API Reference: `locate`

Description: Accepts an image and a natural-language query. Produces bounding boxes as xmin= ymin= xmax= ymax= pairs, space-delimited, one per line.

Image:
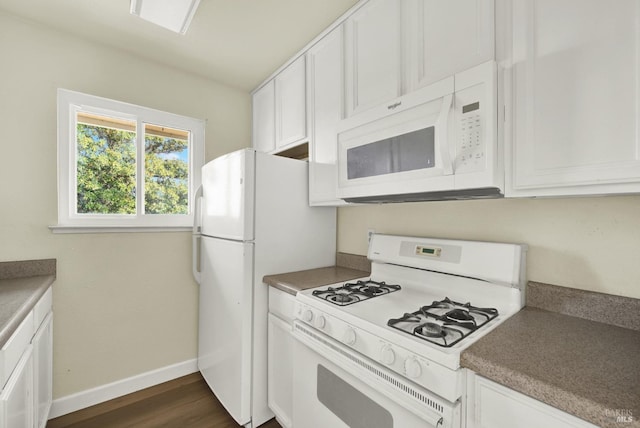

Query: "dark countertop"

xmin=0 ymin=259 xmax=56 ymax=348
xmin=263 ymin=252 xmax=371 ymax=295
xmin=461 ymin=306 xmax=640 ymax=428
xmin=263 ymin=266 xmax=370 ymax=295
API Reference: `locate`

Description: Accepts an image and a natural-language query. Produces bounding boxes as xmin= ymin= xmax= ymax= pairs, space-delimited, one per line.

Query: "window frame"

xmin=55 ymin=89 xmax=204 ymax=232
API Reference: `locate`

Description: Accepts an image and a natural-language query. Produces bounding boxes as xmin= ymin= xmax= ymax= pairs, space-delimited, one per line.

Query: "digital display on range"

xmin=462 ymin=102 xmax=480 ymax=114
xmin=415 ymin=246 xmax=442 ymax=257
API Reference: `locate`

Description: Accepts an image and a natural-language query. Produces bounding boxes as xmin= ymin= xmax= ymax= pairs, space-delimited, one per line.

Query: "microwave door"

xmin=337 ymin=92 xmax=455 ymax=200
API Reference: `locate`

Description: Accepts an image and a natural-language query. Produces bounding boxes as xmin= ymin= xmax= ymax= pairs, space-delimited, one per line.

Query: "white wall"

xmin=0 ymin=11 xmax=250 ymax=399
xmin=338 ymin=195 xmax=640 ymax=299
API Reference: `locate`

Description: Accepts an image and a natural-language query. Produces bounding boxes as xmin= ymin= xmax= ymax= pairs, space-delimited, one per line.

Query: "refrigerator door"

xmin=201 ymin=149 xmax=255 ymax=241
xmin=198 ymin=236 xmax=254 ymax=426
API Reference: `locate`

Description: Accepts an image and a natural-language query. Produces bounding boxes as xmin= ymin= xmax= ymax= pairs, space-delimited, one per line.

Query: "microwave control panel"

xmin=455 ymin=83 xmax=486 ymax=174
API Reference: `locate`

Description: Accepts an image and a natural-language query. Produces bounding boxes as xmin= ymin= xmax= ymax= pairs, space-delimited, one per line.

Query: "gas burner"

xmin=444 ymin=308 xmax=475 ymax=323
xmin=434 ymin=297 xmax=499 ymax=318
xmin=388 ymin=298 xmax=499 ymax=347
xmin=417 ymin=322 xmax=445 ymax=338
xmin=312 ymin=279 xmax=401 ymax=306
xmin=360 ymin=286 xmax=385 ymax=295
xmin=328 ymin=294 xmax=358 ymax=305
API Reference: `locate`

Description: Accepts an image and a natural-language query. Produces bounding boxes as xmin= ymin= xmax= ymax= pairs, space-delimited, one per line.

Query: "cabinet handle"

xmin=387 ymin=101 xmax=401 ymax=110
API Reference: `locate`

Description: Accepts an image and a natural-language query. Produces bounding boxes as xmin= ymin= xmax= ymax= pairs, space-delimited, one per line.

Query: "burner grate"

xmin=387 ymin=297 xmax=498 ymax=347
xmin=312 ymin=279 xmax=401 ymax=306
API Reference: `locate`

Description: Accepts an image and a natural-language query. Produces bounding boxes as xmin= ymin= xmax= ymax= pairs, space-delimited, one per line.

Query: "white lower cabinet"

xmin=32 ymin=313 xmax=52 ymax=428
xmin=267 ymin=287 xmax=296 ymax=428
xmin=0 ymin=346 xmax=33 ymax=428
xmin=0 ymin=287 xmax=52 ymax=428
xmin=466 ymin=371 xmax=598 ymax=428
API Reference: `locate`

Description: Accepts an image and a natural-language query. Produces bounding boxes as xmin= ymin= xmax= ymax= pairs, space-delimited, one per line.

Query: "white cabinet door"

xmin=308 ymin=27 xmax=348 ymax=206
xmin=267 ymin=313 xmax=293 ymax=428
xmin=405 ymin=0 xmax=494 ymax=92
xmin=0 ymin=346 xmax=33 ymax=428
xmin=508 ymin=0 xmax=640 ymax=196
xmin=467 ymin=372 xmax=598 ymax=428
xmin=275 ymin=56 xmax=307 ymax=149
xmin=253 ymin=80 xmax=276 ymax=153
xmin=32 ymin=313 xmax=52 ymax=428
xmin=344 ymin=0 xmax=402 ymax=117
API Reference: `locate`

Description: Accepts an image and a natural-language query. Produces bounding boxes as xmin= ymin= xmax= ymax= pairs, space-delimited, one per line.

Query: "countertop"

xmin=263 ymin=252 xmax=371 ymax=295
xmin=461 ymin=284 xmax=640 ymax=428
xmin=0 ymin=259 xmax=56 ymax=348
xmin=263 ymin=266 xmax=370 ymax=295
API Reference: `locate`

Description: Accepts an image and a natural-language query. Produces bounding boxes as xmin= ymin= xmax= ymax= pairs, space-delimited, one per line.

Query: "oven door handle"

xmin=293 ymin=321 xmax=456 ymax=427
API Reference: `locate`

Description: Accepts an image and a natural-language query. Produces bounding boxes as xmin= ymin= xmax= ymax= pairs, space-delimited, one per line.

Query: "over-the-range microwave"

xmin=337 ymin=60 xmax=502 ymax=203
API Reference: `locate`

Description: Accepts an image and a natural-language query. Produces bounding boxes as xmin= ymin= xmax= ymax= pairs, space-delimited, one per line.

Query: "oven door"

xmin=337 ymin=78 xmax=455 ymax=202
xmin=292 ymin=322 xmax=460 ymax=428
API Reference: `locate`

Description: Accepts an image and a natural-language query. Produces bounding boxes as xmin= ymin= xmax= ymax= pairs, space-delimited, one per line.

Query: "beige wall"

xmin=0 ymin=11 xmax=250 ymax=398
xmin=338 ymin=196 xmax=640 ymax=299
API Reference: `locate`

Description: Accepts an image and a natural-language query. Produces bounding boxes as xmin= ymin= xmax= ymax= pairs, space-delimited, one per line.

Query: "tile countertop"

xmin=262 ymin=253 xmax=371 ymax=295
xmin=0 ymin=259 xmax=56 ymax=348
xmin=461 ymin=282 xmax=640 ymax=428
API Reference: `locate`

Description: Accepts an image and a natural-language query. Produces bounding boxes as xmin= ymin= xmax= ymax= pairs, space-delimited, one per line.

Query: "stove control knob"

xmin=404 ymin=357 xmax=422 ymax=379
xmin=343 ymin=327 xmax=357 ymax=345
xmin=314 ymin=315 xmax=326 ymax=329
xmin=380 ymin=345 xmax=396 ymax=365
xmin=303 ymin=309 xmax=314 ymax=323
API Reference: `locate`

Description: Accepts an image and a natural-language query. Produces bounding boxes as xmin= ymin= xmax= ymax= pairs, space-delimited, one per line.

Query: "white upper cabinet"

xmin=252 ymin=57 xmax=307 ymax=154
xmin=344 ymin=0 xmax=495 ymax=118
xmin=308 ymin=27 xmax=347 ymax=206
xmin=344 ymin=0 xmax=402 ymax=117
xmin=508 ymin=0 xmax=640 ymax=196
xmin=404 ymin=0 xmax=494 ymax=92
xmin=252 ymin=80 xmax=275 ymax=153
xmin=275 ymin=55 xmax=307 ymax=150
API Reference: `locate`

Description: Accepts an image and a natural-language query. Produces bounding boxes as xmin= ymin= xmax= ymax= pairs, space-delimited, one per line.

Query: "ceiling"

xmin=0 ymin=0 xmax=359 ymax=91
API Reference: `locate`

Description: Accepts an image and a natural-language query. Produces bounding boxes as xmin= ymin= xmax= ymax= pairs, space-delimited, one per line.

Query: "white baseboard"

xmin=49 ymin=358 xmax=199 ymax=419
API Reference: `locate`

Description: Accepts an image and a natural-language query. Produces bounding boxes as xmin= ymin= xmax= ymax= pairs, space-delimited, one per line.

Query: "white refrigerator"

xmin=192 ymin=148 xmax=336 ymax=428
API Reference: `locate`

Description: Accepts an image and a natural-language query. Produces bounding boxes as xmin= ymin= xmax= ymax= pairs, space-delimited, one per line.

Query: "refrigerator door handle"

xmin=192 ymin=234 xmax=201 ymax=284
xmin=192 ymin=186 xmax=203 ymax=284
xmin=193 ymin=185 xmax=203 ymax=235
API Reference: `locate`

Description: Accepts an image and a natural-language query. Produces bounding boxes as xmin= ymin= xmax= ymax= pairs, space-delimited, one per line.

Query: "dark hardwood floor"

xmin=47 ymin=373 xmax=282 ymax=428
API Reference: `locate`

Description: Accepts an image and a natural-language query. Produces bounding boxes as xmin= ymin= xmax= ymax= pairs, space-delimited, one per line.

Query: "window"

xmin=55 ymin=89 xmax=204 ymax=231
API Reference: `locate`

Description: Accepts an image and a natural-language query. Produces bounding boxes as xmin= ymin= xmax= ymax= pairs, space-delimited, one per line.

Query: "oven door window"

xmin=317 ymin=364 xmax=393 ymax=428
xmin=346 ymin=127 xmax=435 ymax=180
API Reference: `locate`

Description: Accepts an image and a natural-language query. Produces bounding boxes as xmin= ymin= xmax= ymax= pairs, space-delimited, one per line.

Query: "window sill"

xmin=49 ymin=225 xmax=192 ymax=234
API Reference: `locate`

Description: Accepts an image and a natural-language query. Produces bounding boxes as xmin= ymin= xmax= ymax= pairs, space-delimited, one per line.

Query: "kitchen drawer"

xmin=0 ymin=312 xmax=34 ymax=389
xmin=268 ymin=287 xmax=296 ymax=324
xmin=33 ymin=288 xmax=52 ymax=331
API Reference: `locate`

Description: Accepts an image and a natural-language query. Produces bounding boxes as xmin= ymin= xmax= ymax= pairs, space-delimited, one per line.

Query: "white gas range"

xmin=292 ymin=234 xmax=527 ymax=428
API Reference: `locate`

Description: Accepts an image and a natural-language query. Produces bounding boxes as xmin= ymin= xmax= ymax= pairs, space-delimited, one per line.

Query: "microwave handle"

xmin=437 ymin=94 xmax=454 ymax=175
